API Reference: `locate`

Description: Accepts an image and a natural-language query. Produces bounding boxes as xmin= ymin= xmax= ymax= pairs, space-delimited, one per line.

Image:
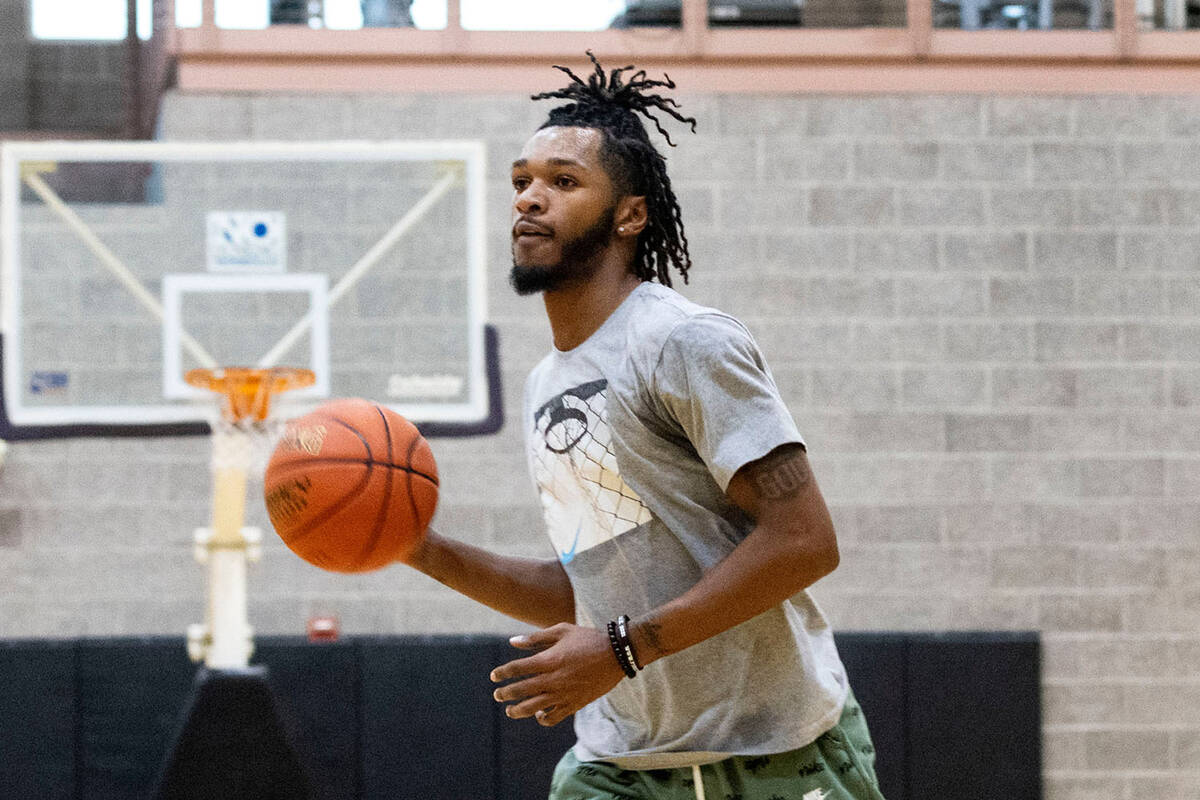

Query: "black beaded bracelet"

xmin=606 ymin=619 xmax=638 ymax=678
xmin=616 ymin=614 xmax=642 ymax=671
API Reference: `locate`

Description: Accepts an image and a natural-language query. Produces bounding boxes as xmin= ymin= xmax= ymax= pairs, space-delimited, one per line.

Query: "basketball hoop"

xmin=185 ymin=366 xmax=315 ymax=670
xmin=186 ymin=366 xmax=315 ymax=477
xmin=186 ymin=366 xmax=315 ymax=423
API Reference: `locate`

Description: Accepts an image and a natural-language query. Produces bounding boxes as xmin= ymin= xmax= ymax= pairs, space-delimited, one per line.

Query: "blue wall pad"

xmin=76 ymin=639 xmax=195 ymax=799
xmin=0 ymin=640 xmax=76 ymax=800
xmin=0 ymin=632 xmax=1041 ymax=799
xmin=490 ymin=639 xmax=578 ymax=800
xmin=254 ymin=639 xmax=360 ymax=799
xmin=359 ymin=636 xmax=500 ymax=799
xmin=837 ymin=632 xmax=909 ymax=799
xmin=906 ymin=632 xmax=1042 ymax=799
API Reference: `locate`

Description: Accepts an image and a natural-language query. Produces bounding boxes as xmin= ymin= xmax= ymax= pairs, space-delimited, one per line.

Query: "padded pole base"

xmin=151 ymin=666 xmax=311 ymax=800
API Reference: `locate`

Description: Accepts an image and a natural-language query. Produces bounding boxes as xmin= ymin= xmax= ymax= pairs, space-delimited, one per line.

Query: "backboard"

xmin=0 ymin=140 xmax=501 ymax=439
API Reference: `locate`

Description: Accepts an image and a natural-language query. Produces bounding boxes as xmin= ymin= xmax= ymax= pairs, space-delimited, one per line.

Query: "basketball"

xmin=263 ymin=398 xmax=438 ymax=573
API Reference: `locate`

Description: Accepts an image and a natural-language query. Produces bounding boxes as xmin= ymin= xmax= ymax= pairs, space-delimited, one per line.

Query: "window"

xmin=1144 ymin=0 xmax=1199 ymax=28
xmin=461 ymin=0 xmax=627 ymax=30
xmin=172 ymin=0 xmax=447 ymax=29
xmin=174 ymin=0 xmax=268 ymax=29
xmin=932 ymin=0 xmax=1113 ymax=30
xmin=29 ymin=0 xmax=153 ymax=40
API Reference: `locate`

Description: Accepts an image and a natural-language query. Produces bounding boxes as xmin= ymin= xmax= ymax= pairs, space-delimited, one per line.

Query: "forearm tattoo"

xmin=750 ymin=446 xmax=811 ymax=501
xmin=634 ymin=617 xmax=668 ymax=661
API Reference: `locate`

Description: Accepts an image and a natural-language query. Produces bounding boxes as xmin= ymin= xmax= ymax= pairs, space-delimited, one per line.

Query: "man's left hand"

xmin=490 ymin=623 xmax=624 ymax=727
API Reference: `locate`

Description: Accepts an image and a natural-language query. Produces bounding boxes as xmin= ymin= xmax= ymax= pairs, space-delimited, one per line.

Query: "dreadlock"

xmin=531 ymin=51 xmax=697 ymax=287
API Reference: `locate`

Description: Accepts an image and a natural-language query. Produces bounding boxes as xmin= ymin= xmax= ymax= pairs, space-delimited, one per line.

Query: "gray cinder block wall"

xmin=0 ymin=0 xmax=127 ymax=133
xmin=1 ymin=91 xmax=1199 ymax=798
xmin=0 ymin=1 xmax=30 ymax=129
xmin=26 ymin=41 xmax=126 ymax=132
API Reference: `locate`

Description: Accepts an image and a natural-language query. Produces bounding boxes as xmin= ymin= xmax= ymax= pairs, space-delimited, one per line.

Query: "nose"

xmin=514 ymin=181 xmax=544 ymax=215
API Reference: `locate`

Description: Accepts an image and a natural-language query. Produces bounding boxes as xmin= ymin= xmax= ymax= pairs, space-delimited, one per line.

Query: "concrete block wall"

xmin=0 ymin=0 xmax=126 ymax=133
xmin=1 ymin=90 xmax=1198 ymax=797
xmin=0 ymin=0 xmax=30 ymax=129
xmin=26 ymin=42 xmax=126 ymax=132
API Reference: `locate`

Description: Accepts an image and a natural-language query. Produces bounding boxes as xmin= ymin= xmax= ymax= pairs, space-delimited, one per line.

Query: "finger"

xmin=492 ymin=675 xmax=546 ymax=703
xmin=504 ymin=693 xmax=553 ymax=720
xmin=537 ymin=705 xmax=569 ymax=727
xmin=490 ymin=654 xmax=544 ymax=683
xmin=508 ymin=626 xmax=561 ymax=651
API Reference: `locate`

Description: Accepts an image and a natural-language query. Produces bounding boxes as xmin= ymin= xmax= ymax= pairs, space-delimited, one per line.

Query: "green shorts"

xmin=548 ymin=690 xmax=886 ymax=800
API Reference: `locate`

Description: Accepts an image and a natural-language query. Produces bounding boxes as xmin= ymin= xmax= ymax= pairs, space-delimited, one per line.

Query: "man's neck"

xmin=542 ymin=266 xmax=644 ymax=352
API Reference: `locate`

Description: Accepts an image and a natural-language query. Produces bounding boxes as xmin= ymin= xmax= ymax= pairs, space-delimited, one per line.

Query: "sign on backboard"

xmin=205 ymin=211 xmax=288 ymax=273
xmin=0 ymin=140 xmax=501 ymax=439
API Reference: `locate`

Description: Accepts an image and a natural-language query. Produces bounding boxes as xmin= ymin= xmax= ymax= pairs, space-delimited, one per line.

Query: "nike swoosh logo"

xmin=560 ymin=520 xmax=582 ymax=564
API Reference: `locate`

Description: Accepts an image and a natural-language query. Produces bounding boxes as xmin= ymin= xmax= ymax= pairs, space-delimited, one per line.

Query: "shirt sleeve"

xmin=650 ymin=312 xmax=805 ymax=491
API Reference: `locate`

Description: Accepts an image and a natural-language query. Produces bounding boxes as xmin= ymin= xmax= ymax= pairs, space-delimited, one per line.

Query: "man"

xmin=404 ymin=53 xmax=886 ymax=800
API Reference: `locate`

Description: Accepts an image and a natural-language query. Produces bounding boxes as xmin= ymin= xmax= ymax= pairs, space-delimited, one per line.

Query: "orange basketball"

xmin=263 ymin=398 xmax=438 ymax=573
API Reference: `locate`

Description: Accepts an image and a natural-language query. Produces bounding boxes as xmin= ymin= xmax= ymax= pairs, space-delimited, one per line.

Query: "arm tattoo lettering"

xmin=750 ymin=447 xmax=811 ymax=501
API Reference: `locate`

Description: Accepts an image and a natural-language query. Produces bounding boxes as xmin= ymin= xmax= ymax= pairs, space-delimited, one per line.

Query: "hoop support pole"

xmin=204 ymin=531 xmax=255 ymax=669
xmin=192 ymin=460 xmax=254 ymax=668
xmin=185 ymin=369 xmax=311 ymax=668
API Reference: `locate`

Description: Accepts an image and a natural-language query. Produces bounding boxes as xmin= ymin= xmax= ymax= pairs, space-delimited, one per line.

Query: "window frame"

xmin=169 ymin=0 xmax=1200 ymax=93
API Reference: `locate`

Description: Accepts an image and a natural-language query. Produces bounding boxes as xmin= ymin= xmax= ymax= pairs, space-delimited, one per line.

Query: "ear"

xmin=614 ymin=196 xmax=648 ymax=239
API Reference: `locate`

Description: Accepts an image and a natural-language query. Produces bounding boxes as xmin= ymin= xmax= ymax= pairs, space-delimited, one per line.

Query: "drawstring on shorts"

xmin=691 ymin=763 xmax=706 ymax=800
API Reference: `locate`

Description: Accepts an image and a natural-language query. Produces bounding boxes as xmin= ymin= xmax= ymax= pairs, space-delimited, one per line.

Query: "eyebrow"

xmin=511 ymin=157 xmax=590 ymax=170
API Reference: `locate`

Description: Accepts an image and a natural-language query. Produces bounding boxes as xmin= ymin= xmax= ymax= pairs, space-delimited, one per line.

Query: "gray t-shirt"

xmin=523 ymin=281 xmax=848 ymax=770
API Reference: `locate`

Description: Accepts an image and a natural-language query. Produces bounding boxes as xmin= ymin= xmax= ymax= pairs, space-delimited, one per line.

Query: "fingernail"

xmin=509 ymin=635 xmax=526 ymax=645
xmin=493 ymin=690 xmax=501 ymax=701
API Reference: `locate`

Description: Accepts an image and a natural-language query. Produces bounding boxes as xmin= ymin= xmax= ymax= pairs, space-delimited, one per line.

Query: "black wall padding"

xmin=254 ymin=639 xmax=360 ymax=800
xmin=490 ymin=640 xmax=578 ymax=800
xmin=358 ymin=636 xmax=500 ymax=800
xmin=0 ymin=633 xmax=1041 ymax=799
xmin=906 ymin=633 xmax=1042 ymax=800
xmin=837 ymin=632 xmax=909 ymax=799
xmin=0 ymin=640 xmax=76 ymax=800
xmin=76 ymin=639 xmax=195 ymax=799
xmin=152 ymin=666 xmax=311 ymax=800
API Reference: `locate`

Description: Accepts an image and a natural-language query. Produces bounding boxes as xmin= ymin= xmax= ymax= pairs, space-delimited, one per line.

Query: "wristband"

xmin=606 ymin=619 xmax=638 ymax=678
xmin=616 ymin=614 xmax=642 ymax=671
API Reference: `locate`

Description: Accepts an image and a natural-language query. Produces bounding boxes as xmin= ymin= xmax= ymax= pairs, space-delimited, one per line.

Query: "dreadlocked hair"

xmin=531 ymin=51 xmax=697 ymax=286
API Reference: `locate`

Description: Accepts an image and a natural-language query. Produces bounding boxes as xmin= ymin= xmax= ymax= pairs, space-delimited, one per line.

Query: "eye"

xmin=555 ymin=175 xmax=577 ymax=188
xmin=512 ymin=176 xmax=530 ymax=191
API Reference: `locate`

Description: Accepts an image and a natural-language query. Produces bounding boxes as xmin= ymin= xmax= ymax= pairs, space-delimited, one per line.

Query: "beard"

xmin=509 ymin=204 xmax=617 ymax=296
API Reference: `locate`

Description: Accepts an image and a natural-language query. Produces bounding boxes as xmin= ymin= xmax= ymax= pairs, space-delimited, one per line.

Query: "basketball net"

xmin=185 ymin=367 xmax=315 ymax=669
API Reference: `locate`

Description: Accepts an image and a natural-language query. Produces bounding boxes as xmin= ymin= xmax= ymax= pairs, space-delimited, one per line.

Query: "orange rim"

xmin=184 ymin=366 xmax=316 ymax=422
